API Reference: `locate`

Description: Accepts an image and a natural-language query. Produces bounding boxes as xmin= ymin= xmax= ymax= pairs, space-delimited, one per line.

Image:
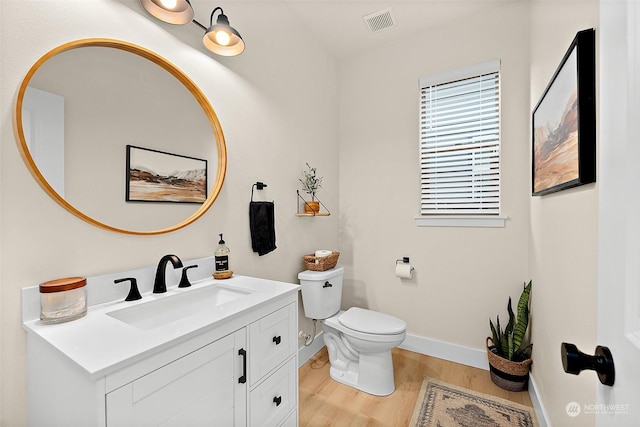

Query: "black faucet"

xmin=153 ymin=254 xmax=183 ymax=293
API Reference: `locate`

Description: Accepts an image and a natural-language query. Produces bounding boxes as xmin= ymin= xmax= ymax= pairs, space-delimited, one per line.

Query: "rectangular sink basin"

xmin=107 ymin=285 xmax=254 ymax=330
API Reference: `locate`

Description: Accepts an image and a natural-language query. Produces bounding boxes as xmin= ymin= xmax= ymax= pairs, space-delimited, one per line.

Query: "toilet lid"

xmin=339 ymin=307 xmax=406 ymax=335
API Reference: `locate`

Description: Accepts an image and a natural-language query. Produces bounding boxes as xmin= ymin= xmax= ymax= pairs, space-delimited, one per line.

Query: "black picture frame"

xmin=532 ymin=28 xmax=596 ymax=196
xmin=126 ymin=145 xmax=207 ymax=203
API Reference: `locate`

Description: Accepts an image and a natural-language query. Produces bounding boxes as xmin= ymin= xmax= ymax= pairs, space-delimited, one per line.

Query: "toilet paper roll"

xmin=315 ymin=250 xmax=332 ymax=258
xmin=395 ymin=263 xmax=414 ymax=279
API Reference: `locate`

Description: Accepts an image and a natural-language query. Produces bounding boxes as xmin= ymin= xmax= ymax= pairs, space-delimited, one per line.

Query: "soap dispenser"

xmin=214 ymin=233 xmax=232 ymax=279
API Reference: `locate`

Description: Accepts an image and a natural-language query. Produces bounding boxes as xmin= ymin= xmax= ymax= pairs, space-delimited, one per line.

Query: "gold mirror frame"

xmin=12 ymin=38 xmax=227 ymax=235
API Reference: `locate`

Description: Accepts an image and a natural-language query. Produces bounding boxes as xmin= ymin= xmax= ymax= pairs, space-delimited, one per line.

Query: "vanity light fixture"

xmin=199 ymin=7 xmax=245 ymax=56
xmin=139 ymin=0 xmax=194 ymax=24
xmin=140 ymin=0 xmax=245 ymax=57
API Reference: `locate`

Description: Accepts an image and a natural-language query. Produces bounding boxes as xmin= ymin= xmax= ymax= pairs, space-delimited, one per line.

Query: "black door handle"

xmin=273 ymin=336 xmax=281 ymax=345
xmin=238 ymin=348 xmax=247 ymax=384
xmin=561 ymin=342 xmax=615 ymax=386
xmin=273 ymin=396 xmax=282 ymax=406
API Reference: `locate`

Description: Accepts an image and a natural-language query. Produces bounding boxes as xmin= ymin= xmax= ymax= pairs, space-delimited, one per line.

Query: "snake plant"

xmin=489 ymin=281 xmax=533 ymax=361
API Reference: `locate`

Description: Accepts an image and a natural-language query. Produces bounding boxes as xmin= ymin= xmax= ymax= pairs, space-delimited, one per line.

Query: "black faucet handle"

xmin=178 ymin=265 xmax=199 ymax=288
xmin=114 ymin=277 xmax=142 ymax=301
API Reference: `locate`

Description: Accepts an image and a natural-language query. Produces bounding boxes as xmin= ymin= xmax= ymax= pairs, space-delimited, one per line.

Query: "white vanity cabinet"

xmin=106 ymin=300 xmax=298 ymax=427
xmin=23 ymin=272 xmax=299 ymax=427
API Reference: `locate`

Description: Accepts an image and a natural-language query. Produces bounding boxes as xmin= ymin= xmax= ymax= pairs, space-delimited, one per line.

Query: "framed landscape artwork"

xmin=532 ymin=28 xmax=596 ymax=196
xmin=126 ymin=145 xmax=207 ymax=203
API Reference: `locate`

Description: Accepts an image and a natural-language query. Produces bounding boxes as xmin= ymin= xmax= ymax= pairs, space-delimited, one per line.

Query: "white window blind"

xmin=419 ymin=61 xmax=501 ymax=216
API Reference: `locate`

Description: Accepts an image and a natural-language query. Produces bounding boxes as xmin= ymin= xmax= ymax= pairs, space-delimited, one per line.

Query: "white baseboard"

xmin=528 ymin=374 xmax=550 ymax=427
xmin=298 ymin=332 xmax=489 ymax=369
xmin=297 ymin=331 xmax=325 ymax=367
xmin=399 ymin=333 xmax=489 ymax=370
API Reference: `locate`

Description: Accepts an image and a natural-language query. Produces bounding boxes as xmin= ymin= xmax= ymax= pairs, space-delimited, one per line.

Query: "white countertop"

xmin=23 ymin=273 xmax=299 ymax=379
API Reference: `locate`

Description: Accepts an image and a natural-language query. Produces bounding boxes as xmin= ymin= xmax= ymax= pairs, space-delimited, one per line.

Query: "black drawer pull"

xmin=273 ymin=336 xmax=282 ymax=345
xmin=273 ymin=396 xmax=282 ymax=406
xmin=238 ymin=348 xmax=247 ymax=384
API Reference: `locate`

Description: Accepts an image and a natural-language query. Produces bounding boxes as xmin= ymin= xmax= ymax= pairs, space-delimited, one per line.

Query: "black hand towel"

xmin=249 ymin=201 xmax=277 ymax=256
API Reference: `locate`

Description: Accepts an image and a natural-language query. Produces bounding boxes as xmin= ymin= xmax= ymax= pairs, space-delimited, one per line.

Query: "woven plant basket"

xmin=486 ymin=337 xmax=532 ymax=391
xmin=302 ymin=251 xmax=340 ymax=271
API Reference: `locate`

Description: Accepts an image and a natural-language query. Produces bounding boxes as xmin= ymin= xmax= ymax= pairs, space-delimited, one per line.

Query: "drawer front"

xmin=250 ymin=358 xmax=297 ymax=427
xmin=249 ymin=302 xmax=296 ymax=385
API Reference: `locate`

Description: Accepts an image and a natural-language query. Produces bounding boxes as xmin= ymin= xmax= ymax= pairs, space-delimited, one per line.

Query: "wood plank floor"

xmin=299 ymin=347 xmax=533 ymax=427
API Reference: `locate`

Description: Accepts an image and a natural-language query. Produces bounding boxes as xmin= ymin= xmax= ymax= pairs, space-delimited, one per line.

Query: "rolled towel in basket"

xmin=315 ymin=250 xmax=332 ymax=258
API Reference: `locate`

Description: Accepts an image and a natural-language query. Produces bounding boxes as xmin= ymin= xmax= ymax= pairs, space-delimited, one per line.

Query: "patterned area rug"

xmin=410 ymin=377 xmax=539 ymax=427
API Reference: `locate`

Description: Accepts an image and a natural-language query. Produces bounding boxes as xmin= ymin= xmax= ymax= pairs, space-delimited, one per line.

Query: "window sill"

xmin=414 ymin=216 xmax=507 ymax=228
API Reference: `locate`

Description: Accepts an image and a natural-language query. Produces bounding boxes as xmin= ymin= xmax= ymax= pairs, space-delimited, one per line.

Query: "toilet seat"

xmin=324 ymin=308 xmax=406 ymax=343
xmin=339 ymin=307 xmax=406 ymax=335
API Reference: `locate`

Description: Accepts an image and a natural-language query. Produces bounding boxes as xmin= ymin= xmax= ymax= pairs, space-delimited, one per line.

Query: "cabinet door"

xmin=248 ymin=303 xmax=297 ymax=385
xmin=107 ymin=330 xmax=247 ymax=426
xmin=279 ymin=410 xmax=298 ymax=427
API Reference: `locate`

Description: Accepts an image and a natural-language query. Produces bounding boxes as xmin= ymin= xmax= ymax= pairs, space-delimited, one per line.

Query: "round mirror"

xmin=13 ymin=39 xmax=226 ymax=235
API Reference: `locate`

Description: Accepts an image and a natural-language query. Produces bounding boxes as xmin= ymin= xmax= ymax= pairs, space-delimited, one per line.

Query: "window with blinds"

xmin=419 ymin=61 xmax=501 ymax=217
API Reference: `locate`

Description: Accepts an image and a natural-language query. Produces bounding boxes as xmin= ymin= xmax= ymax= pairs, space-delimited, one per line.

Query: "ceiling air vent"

xmin=363 ymin=8 xmax=396 ymax=33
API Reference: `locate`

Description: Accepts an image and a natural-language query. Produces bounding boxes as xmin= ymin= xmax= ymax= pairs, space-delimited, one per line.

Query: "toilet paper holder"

xmin=395 ymin=257 xmax=415 ymax=275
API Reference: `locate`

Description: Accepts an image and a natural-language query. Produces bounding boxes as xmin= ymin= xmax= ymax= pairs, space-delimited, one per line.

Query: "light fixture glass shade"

xmin=140 ymin=0 xmax=194 ymax=25
xmin=202 ymin=14 xmax=245 ymax=56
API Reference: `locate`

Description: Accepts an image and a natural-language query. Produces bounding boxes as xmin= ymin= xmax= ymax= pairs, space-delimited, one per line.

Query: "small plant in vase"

xmin=299 ymin=163 xmax=323 ymax=213
xmin=487 ymin=281 xmax=533 ymax=391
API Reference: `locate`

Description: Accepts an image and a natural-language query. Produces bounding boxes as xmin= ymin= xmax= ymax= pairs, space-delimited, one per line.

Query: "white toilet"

xmin=298 ymin=266 xmax=406 ymax=396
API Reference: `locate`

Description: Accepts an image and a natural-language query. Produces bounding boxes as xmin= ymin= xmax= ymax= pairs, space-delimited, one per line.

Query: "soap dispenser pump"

xmin=214 ymin=233 xmax=232 ymax=279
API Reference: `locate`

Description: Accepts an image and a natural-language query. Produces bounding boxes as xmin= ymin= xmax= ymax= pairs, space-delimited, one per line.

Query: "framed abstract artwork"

xmin=126 ymin=145 xmax=207 ymax=203
xmin=532 ymin=28 xmax=596 ymax=196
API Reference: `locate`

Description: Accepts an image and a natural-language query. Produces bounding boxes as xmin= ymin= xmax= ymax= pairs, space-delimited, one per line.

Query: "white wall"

xmin=339 ymin=3 xmax=603 ymax=425
xmin=0 ymin=1 xmax=338 ymax=424
xmin=528 ymin=1 xmax=600 ymax=426
xmin=338 ymin=2 xmax=530 ymax=352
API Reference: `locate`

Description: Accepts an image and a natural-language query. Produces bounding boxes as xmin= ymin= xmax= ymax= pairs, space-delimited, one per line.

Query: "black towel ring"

xmin=251 ymin=182 xmax=268 ymax=202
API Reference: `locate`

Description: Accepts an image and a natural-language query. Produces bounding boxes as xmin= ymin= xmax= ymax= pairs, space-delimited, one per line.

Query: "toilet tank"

xmin=298 ymin=266 xmax=344 ymax=319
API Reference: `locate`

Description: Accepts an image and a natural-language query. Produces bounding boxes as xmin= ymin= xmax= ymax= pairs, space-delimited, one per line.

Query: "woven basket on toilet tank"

xmin=302 ymin=252 xmax=339 ymax=271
